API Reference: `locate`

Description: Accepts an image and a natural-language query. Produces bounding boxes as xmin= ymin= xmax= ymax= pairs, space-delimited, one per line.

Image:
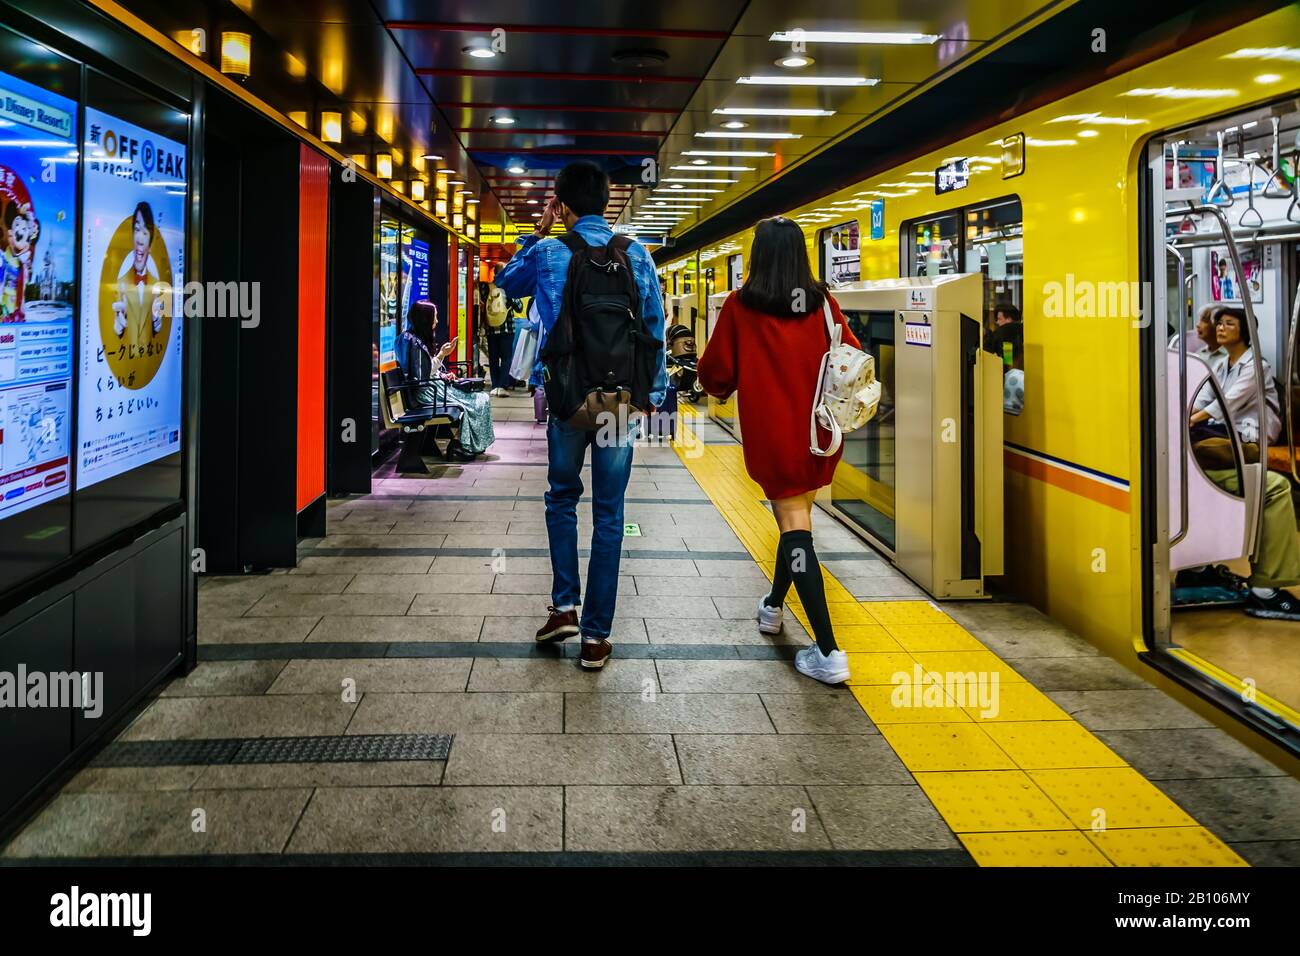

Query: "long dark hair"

xmin=406 ymin=300 xmax=438 ymax=351
xmin=738 ymin=217 xmax=826 ymax=317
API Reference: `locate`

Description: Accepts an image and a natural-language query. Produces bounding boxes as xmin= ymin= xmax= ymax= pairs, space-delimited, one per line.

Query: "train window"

xmin=819 ymin=220 xmax=862 ymax=286
xmin=905 ymin=197 xmax=1025 ymax=415
xmin=910 ymin=213 xmax=960 ymax=277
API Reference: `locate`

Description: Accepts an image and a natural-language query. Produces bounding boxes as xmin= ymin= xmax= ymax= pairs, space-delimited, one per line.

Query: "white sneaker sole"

xmin=794 ymin=658 xmax=851 ymax=685
xmin=756 ymin=598 xmax=783 ymax=635
xmin=536 ymin=624 xmax=579 ymax=643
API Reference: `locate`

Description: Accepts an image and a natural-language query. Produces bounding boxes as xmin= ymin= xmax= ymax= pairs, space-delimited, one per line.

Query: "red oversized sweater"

xmin=697 ymin=291 xmax=861 ymax=500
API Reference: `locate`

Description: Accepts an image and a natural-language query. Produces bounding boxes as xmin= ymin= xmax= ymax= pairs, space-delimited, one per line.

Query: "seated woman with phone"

xmin=396 ymin=300 xmax=496 ymax=460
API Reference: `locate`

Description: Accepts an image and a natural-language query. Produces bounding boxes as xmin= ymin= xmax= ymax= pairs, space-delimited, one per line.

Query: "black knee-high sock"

xmin=766 ymin=539 xmax=793 ymax=609
xmin=779 ymin=530 xmax=838 ymax=655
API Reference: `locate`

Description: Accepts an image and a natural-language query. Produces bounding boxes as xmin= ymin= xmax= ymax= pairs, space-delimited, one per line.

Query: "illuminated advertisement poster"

xmin=824 ymin=220 xmax=860 ymax=285
xmin=0 ymin=71 xmax=76 ymax=518
xmin=378 ymin=220 xmax=398 ymax=372
xmin=400 ymin=231 xmax=429 ymax=324
xmin=728 ymin=253 xmax=742 ymax=290
xmin=76 ymin=107 xmax=185 ymax=489
xmin=457 ymin=245 xmax=469 ymax=362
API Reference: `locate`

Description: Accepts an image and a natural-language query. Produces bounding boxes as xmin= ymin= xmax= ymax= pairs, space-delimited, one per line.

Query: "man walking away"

xmin=495 ymin=161 xmax=667 ymax=669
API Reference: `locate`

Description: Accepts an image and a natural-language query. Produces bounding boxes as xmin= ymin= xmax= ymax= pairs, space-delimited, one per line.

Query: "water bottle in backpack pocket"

xmin=540 ymin=233 xmax=659 ymax=431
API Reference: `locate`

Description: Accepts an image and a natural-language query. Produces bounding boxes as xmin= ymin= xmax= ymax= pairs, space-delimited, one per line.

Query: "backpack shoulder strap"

xmin=559 ymin=232 xmax=588 ymax=254
xmin=822 ymin=295 xmax=840 ymax=346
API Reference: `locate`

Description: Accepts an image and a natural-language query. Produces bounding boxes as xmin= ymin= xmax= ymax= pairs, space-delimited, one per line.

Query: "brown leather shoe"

xmin=536 ymin=606 xmax=579 ymax=642
xmin=579 ymin=639 xmax=612 ymax=670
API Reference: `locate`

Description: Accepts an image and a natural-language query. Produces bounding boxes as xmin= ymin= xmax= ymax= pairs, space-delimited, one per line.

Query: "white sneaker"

xmin=756 ymin=596 xmax=783 ymax=634
xmin=794 ymin=646 xmax=850 ymax=684
xmin=491 ymin=387 xmax=507 ymax=397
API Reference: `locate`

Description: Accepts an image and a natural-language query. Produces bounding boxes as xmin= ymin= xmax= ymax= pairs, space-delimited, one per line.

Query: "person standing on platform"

xmin=495 ymin=161 xmax=667 ymax=670
xmin=698 ymin=216 xmax=857 ymax=684
xmin=484 ymin=282 xmax=513 ymax=396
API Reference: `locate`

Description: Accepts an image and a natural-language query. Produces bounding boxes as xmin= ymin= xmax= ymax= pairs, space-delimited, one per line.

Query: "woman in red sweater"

xmin=698 ymin=217 xmax=861 ymax=684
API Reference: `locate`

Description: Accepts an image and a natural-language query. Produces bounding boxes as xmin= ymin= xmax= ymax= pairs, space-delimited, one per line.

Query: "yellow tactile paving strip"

xmin=672 ymin=432 xmax=1247 ymax=867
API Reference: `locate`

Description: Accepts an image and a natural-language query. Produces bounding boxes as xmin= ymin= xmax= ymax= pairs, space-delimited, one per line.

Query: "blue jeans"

xmin=545 ymin=415 xmax=636 ymax=639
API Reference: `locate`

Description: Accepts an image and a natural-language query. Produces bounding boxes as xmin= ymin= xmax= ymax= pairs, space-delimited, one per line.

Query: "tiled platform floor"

xmin=4 ymin=393 xmax=1299 ymax=865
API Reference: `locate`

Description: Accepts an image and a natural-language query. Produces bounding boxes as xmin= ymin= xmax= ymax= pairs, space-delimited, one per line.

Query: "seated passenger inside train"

xmin=396 ymin=299 xmax=496 ymax=460
xmin=1188 ymin=308 xmax=1280 ymax=447
xmin=1178 ymin=307 xmax=1299 ymax=621
xmin=1170 ymin=304 xmax=1227 ymax=366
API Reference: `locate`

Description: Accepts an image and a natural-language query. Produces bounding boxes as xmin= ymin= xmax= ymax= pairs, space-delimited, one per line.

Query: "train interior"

xmin=1157 ymin=96 xmax=1300 ymax=728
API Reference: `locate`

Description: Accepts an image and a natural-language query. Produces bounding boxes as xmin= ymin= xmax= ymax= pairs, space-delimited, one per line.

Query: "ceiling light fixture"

xmin=507 ymin=164 xmax=526 ymax=174
xmin=777 ymin=54 xmax=813 ymax=69
xmin=682 ymin=150 xmax=774 ymax=158
xmin=739 ymin=75 xmax=876 ymax=87
xmin=320 ymin=111 xmax=343 ymax=143
xmin=696 ymin=131 xmax=801 ymax=139
xmin=769 ymin=30 xmax=939 ymax=45
xmin=490 ymin=115 xmax=517 ymax=125
xmin=722 ymin=120 xmax=747 ymax=129
xmin=661 ymin=178 xmax=738 ymax=183
xmin=462 ymin=39 xmax=497 ymax=59
xmin=713 ymin=107 xmax=834 ymax=117
xmin=671 ymin=164 xmax=753 ymax=172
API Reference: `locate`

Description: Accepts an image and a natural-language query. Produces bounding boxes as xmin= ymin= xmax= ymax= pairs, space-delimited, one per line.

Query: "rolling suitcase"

xmin=533 ymin=388 xmax=548 ymax=424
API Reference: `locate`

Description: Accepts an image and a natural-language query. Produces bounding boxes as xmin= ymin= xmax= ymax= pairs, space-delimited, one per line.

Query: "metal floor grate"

xmin=90 ymin=733 xmax=453 ymax=768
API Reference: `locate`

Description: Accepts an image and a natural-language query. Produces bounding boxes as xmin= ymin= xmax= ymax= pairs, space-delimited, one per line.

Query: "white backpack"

xmin=486 ymin=286 xmax=508 ymax=327
xmin=810 ymin=297 xmax=881 ymax=457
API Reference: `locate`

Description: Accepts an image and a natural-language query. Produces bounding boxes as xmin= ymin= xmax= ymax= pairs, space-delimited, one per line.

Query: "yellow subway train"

xmin=658 ymin=5 xmax=1300 ymax=771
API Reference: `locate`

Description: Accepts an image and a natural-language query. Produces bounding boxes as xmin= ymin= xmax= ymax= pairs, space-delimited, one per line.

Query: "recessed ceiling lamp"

xmin=611 ymin=48 xmax=670 ymax=67
xmin=777 ymin=54 xmax=814 ymax=69
xmin=463 ymin=38 xmax=497 ymax=59
xmin=527 ymin=199 xmax=538 ymax=204
xmin=490 ymin=115 xmax=517 ymax=125
xmin=682 ymin=150 xmax=773 ymax=157
xmin=740 ymin=75 xmax=876 ymax=86
xmin=713 ymin=107 xmax=834 ymax=117
xmin=722 ymin=120 xmax=747 ymax=129
xmin=696 ymin=131 xmax=801 ymax=139
xmin=519 ymin=180 xmax=535 ymax=187
xmin=770 ymin=30 xmax=939 ymax=45
xmin=421 ymin=152 xmax=443 ymax=162
xmin=508 ymin=164 xmax=526 ymax=174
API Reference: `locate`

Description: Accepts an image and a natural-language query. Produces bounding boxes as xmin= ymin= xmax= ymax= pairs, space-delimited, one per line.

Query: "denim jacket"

xmin=494 ymin=215 xmax=668 ymax=407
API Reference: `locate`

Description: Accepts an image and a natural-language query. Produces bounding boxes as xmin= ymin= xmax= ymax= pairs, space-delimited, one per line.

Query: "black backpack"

xmin=540 ymin=232 xmax=659 ymax=430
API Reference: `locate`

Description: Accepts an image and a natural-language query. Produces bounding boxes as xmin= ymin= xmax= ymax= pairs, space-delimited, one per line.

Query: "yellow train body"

xmin=660 ymin=6 xmax=1300 ymax=771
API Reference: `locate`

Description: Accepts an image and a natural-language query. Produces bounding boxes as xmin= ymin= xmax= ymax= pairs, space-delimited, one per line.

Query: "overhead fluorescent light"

xmin=1120 ymin=86 xmax=1237 ymax=100
xmin=1222 ymin=46 xmax=1300 ymax=62
xmin=769 ymin=30 xmax=938 ymax=45
xmin=661 ymin=178 xmax=738 ymax=183
xmin=654 ymin=187 xmax=721 ymax=193
xmin=670 ymin=164 xmax=754 ymax=171
xmin=737 ymin=75 xmax=876 ymax=87
xmin=695 ymin=131 xmax=801 ymax=140
xmin=682 ymin=150 xmax=774 ymax=158
xmin=713 ymin=107 xmax=834 ymax=117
